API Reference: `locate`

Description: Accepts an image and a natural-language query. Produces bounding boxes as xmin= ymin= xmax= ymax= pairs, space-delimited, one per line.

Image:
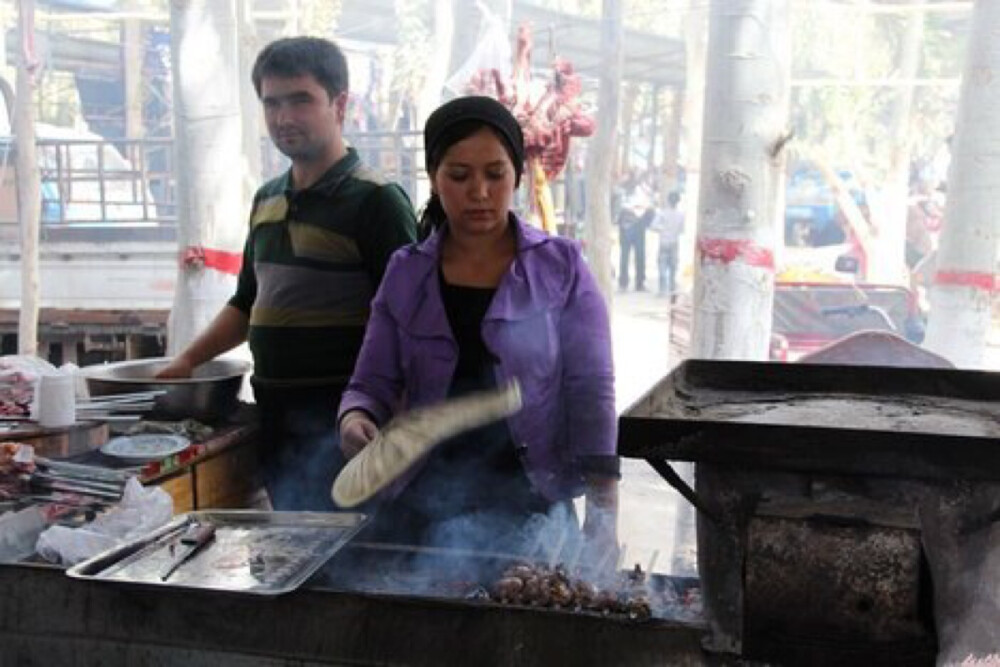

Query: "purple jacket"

xmin=338 ymin=216 xmax=616 ymax=501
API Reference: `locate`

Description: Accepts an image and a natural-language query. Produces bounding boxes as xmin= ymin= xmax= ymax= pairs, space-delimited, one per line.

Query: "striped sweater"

xmin=229 ymin=148 xmax=417 ymax=386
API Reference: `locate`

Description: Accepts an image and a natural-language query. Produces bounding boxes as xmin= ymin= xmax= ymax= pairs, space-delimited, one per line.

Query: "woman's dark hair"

xmin=417 ymin=120 xmax=520 ymax=240
xmin=252 ymin=37 xmax=348 ymax=101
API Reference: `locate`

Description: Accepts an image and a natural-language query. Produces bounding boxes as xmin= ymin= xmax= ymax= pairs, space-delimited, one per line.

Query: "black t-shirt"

xmin=382 ymin=273 xmax=548 ymax=536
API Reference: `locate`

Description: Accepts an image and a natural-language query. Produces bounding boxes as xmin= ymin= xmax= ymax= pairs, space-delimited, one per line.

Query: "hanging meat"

xmin=463 ymin=23 xmax=594 ymax=233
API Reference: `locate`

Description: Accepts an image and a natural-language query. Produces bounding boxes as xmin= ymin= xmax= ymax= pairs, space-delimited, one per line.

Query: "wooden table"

xmin=140 ymin=423 xmax=264 ymax=511
xmin=5 ymin=415 xmax=264 ymax=512
xmin=0 ymin=420 xmax=109 ymax=458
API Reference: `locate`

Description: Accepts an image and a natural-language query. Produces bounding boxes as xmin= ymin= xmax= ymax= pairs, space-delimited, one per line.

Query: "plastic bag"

xmin=444 ymin=2 xmax=512 ymax=95
xmin=36 ymin=477 xmax=174 ymax=566
xmin=0 ymin=506 xmax=47 ymax=563
xmin=0 ymin=355 xmax=57 ymax=419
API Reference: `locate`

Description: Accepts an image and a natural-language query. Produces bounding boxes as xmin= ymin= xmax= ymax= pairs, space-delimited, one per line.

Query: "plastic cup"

xmin=37 ymin=373 xmax=76 ymax=429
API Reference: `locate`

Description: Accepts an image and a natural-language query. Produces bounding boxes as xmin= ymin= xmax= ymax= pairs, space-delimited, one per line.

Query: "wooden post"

xmin=690 ymin=0 xmax=791 ymax=362
xmin=583 ymin=0 xmax=623 ymax=305
xmin=923 ymin=0 xmax=1000 ymax=368
xmin=122 ymin=10 xmax=144 ymax=141
xmin=14 ymin=0 xmax=40 ymax=356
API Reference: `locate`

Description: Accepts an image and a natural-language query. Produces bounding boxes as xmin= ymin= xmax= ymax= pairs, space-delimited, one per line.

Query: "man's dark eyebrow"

xmin=262 ymin=91 xmax=317 ymax=104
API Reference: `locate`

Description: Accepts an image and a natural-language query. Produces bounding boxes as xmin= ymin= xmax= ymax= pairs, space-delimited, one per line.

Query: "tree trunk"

xmin=873 ymin=0 xmax=924 ymax=286
xmin=647 ymin=85 xmax=661 ymax=178
xmin=679 ymin=0 xmax=709 ymax=299
xmin=167 ymin=0 xmax=244 ymax=354
xmin=236 ymin=0 xmax=262 ymax=208
xmin=417 ymin=0 xmax=455 ymax=124
xmin=14 ymin=0 xmax=40 ymax=356
xmin=584 ymin=0 xmax=622 ymax=305
xmin=690 ymin=0 xmax=791 ymax=361
xmin=662 ymin=87 xmax=683 ymax=196
xmin=618 ymin=83 xmax=638 ymax=176
xmin=923 ymin=0 xmax=1000 ymax=368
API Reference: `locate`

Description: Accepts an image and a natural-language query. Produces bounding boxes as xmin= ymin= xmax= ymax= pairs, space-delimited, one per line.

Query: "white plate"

xmin=100 ymin=434 xmax=191 ymax=463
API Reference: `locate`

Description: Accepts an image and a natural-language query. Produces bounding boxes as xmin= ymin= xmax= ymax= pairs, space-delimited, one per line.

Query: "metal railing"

xmin=0 ymin=129 xmax=575 ymax=244
xmin=0 ymin=130 xmax=429 ymax=243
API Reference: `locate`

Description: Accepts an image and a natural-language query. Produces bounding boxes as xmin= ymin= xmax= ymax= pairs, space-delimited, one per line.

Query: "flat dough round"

xmin=332 ymin=381 xmax=522 ymax=508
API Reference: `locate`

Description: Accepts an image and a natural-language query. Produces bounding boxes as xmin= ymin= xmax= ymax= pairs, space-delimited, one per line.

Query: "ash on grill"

xmin=486 ymin=562 xmax=701 ymax=622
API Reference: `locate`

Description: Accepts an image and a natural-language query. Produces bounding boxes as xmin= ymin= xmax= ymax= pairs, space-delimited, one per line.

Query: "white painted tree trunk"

xmin=583 ymin=0 xmax=622 ymax=305
xmin=14 ymin=0 xmax=39 ymax=356
xmin=690 ymin=0 xmax=791 ymax=361
xmin=872 ymin=0 xmax=924 ymax=287
xmin=167 ymin=0 xmax=244 ymax=354
xmin=236 ymin=0 xmax=262 ymax=210
xmin=923 ymin=0 xmax=1000 ymax=368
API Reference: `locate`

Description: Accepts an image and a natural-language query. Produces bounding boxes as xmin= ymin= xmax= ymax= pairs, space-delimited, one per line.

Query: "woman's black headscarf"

xmin=419 ymin=96 xmax=526 ymax=239
xmin=424 ymin=96 xmax=525 ymax=185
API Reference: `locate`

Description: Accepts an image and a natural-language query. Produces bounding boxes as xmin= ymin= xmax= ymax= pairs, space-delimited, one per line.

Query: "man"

xmin=616 ymin=174 xmax=654 ymax=292
xmin=652 ymin=190 xmax=684 ymax=299
xmin=158 ymin=37 xmax=417 ymax=510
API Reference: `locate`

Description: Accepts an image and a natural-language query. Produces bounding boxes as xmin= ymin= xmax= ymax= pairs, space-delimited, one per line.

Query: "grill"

xmin=619 ymin=359 xmax=1000 ymax=665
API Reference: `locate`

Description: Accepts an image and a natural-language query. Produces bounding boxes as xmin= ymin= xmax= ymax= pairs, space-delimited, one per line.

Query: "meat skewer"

xmin=488 ymin=559 xmax=653 ymax=621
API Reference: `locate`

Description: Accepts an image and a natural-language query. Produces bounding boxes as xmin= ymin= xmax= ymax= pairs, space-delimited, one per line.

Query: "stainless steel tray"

xmin=66 ymin=510 xmax=367 ymax=596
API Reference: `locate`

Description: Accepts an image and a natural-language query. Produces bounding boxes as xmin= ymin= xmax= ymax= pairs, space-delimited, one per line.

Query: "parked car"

xmin=784 ymin=164 xmax=868 ymax=248
xmin=769 ymin=282 xmax=925 ymax=362
xmin=670 ymin=281 xmax=926 ymax=363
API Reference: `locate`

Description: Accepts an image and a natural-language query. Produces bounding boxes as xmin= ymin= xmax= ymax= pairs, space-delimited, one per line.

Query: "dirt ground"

xmin=610 ymin=288 xmax=697 ymax=576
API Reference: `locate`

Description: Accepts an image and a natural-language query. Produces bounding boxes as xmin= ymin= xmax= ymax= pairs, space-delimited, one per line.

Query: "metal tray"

xmin=619 ymin=359 xmax=1000 ymax=480
xmin=67 ymin=510 xmax=367 ymax=596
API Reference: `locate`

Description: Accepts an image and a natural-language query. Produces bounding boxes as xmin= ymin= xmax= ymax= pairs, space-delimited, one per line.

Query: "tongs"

xmin=159 ymin=521 xmax=217 ymax=581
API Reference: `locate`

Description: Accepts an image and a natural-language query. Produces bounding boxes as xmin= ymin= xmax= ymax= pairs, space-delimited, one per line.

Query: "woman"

xmin=338 ymin=96 xmax=618 ymax=558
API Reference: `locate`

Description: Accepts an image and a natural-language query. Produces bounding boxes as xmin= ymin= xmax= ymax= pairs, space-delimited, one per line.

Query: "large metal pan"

xmin=81 ymin=357 xmax=251 ymax=424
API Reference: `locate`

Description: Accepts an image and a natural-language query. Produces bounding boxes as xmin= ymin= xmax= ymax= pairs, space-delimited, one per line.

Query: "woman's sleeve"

xmin=559 ymin=246 xmax=619 ymax=476
xmin=338 ymin=253 xmax=407 ymax=426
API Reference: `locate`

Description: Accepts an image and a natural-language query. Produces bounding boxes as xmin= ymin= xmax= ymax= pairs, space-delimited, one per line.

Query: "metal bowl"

xmin=81 ymin=357 xmax=252 ymax=424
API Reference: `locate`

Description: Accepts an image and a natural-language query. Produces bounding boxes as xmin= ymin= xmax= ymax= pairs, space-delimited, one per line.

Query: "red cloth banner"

xmin=933 ymin=270 xmax=997 ymax=292
xmin=697 ymin=237 xmax=776 ymax=271
xmin=181 ymin=246 xmax=243 ymax=276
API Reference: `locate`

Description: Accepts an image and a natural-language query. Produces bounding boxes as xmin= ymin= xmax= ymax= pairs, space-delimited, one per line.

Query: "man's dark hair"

xmin=251 ymin=37 xmax=349 ymax=101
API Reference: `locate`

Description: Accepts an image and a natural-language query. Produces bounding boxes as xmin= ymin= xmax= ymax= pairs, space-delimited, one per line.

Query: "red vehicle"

xmin=769 ymin=281 xmax=925 ymax=362
xmin=670 ymin=281 xmax=926 ymax=363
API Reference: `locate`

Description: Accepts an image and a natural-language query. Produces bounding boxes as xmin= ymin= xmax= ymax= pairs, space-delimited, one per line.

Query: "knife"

xmin=159 ymin=522 xmax=216 ymax=581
